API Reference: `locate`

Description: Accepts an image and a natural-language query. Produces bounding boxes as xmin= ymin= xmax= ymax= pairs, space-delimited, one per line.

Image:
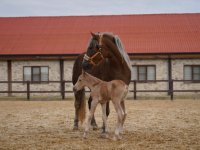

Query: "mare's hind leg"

xmin=88 ymin=96 xmax=98 ymax=130
xmin=84 ymin=99 xmax=98 ymax=138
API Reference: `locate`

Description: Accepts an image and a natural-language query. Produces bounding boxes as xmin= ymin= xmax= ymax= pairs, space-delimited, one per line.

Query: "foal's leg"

xmin=83 ymin=99 xmax=98 ymax=138
xmin=116 ymin=102 xmax=125 ymax=136
xmin=112 ymin=101 xmax=124 ymax=140
xmin=120 ymin=100 xmax=127 ymax=133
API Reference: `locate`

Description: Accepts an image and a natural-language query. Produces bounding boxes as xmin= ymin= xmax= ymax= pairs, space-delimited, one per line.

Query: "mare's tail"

xmin=79 ymin=90 xmax=86 ymax=123
xmin=74 ymin=89 xmax=86 ymax=124
xmin=72 ymin=53 xmax=86 ymax=124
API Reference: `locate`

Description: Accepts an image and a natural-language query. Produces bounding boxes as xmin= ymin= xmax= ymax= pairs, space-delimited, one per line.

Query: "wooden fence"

xmin=0 ymin=80 xmax=200 ymax=100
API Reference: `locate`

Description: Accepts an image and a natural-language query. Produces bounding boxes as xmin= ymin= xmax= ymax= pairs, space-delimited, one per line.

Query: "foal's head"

xmin=73 ymin=71 xmax=89 ymax=92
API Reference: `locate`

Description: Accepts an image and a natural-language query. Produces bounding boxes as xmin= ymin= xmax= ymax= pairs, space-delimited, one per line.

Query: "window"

xmin=184 ymin=65 xmax=200 ymax=81
xmin=32 ymin=67 xmax=40 ymax=82
xmin=23 ymin=66 xmax=49 ymax=82
xmin=132 ymin=65 xmax=156 ymax=81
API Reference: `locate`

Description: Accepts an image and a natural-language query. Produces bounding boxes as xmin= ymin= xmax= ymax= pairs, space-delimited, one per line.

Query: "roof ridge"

xmin=0 ymin=13 xmax=200 ymax=19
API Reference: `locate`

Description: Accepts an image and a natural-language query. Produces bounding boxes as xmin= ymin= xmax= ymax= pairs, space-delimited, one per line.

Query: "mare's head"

xmin=82 ymin=32 xmax=118 ymax=70
xmin=73 ymin=71 xmax=88 ymax=92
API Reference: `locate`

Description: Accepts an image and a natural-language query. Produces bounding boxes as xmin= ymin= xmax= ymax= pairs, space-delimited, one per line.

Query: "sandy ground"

xmin=0 ymin=99 xmax=200 ymax=150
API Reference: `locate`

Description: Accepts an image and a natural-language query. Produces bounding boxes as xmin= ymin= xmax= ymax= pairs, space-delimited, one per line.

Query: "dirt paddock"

xmin=0 ymin=99 xmax=200 ymax=150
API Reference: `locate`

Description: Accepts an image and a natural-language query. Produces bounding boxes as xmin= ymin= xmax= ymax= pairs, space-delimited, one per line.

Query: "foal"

xmin=73 ymin=71 xmax=128 ymax=140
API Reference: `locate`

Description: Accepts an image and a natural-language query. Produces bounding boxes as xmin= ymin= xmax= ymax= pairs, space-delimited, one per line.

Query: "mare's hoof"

xmin=92 ymin=125 xmax=98 ymax=130
xmin=73 ymin=126 xmax=78 ymax=130
xmin=91 ymin=121 xmax=98 ymax=130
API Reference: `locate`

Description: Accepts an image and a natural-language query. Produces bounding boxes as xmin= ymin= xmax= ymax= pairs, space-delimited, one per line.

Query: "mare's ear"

xmin=91 ymin=32 xmax=98 ymax=40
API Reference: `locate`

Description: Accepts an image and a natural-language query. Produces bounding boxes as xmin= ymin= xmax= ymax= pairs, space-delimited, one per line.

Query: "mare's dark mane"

xmin=104 ymin=34 xmax=122 ymax=55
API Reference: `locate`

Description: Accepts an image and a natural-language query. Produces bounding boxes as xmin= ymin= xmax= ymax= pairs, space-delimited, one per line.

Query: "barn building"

xmin=0 ymin=13 xmax=200 ymax=99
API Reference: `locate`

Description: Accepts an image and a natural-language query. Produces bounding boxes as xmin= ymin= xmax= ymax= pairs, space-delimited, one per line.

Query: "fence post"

xmin=62 ymin=80 xmax=65 ymax=100
xmin=27 ymin=81 xmax=30 ymax=100
xmin=134 ymin=80 xmax=137 ymax=100
xmin=170 ymin=80 xmax=174 ymax=100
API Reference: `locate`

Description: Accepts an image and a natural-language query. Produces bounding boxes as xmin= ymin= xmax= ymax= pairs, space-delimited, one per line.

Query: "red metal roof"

xmin=0 ymin=13 xmax=200 ymax=55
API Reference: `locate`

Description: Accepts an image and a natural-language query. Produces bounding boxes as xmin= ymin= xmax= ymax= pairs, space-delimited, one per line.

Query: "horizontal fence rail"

xmin=0 ymin=80 xmax=199 ymax=100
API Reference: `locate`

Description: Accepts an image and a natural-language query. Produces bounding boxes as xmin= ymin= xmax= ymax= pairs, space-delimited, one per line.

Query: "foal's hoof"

xmin=100 ymin=133 xmax=109 ymax=139
xmin=83 ymin=133 xmax=87 ymax=139
xmin=112 ymin=136 xmax=118 ymax=141
xmin=119 ymin=129 xmax=124 ymax=134
xmin=112 ymin=135 xmax=122 ymax=141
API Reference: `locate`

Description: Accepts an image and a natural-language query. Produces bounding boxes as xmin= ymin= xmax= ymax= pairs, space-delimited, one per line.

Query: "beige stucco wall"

xmin=129 ymin=59 xmax=169 ymax=98
xmin=128 ymin=58 xmax=200 ymax=98
xmin=11 ymin=60 xmax=61 ymax=97
xmin=0 ymin=61 xmax=8 ymax=96
xmin=172 ymin=59 xmax=200 ymax=97
xmin=0 ymin=58 xmax=200 ymax=99
xmin=64 ymin=60 xmax=74 ymax=97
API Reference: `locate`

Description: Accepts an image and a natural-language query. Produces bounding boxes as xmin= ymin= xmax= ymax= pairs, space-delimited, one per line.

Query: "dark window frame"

xmin=184 ymin=65 xmax=200 ymax=83
xmin=23 ymin=66 xmax=49 ymax=83
xmin=132 ymin=65 xmax=156 ymax=82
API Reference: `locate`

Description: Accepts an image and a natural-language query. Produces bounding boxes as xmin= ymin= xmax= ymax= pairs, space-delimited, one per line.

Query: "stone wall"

xmin=129 ymin=59 xmax=169 ymax=98
xmin=12 ymin=60 xmax=61 ymax=97
xmin=0 ymin=58 xmax=200 ymax=99
xmin=64 ymin=60 xmax=74 ymax=97
xmin=172 ymin=59 xmax=200 ymax=97
xmin=129 ymin=58 xmax=200 ymax=98
xmin=0 ymin=61 xmax=8 ymax=96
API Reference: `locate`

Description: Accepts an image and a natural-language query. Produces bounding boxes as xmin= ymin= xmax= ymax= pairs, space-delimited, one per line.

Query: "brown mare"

xmin=73 ymin=71 xmax=128 ymax=140
xmin=72 ymin=32 xmax=131 ymax=132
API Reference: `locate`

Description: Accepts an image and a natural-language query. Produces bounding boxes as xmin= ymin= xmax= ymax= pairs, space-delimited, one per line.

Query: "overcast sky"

xmin=0 ymin=0 xmax=200 ymax=17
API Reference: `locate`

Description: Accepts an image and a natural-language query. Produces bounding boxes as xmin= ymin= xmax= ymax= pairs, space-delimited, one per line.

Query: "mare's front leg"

xmin=84 ymin=99 xmax=98 ymax=138
xmin=88 ymin=96 xmax=98 ymax=130
xmin=102 ymin=101 xmax=110 ymax=133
